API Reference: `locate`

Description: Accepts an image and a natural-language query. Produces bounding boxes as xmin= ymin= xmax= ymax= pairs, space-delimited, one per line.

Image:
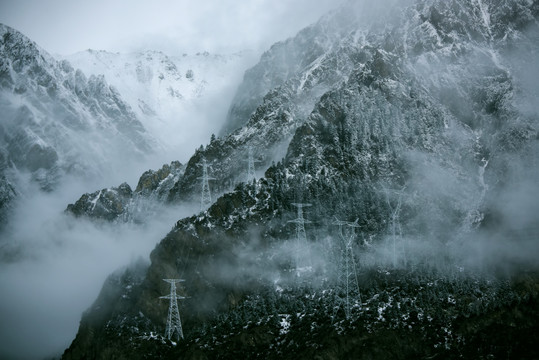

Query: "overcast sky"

xmin=0 ymin=0 xmax=343 ymax=55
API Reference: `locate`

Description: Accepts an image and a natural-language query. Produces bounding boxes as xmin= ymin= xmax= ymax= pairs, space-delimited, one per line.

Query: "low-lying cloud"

xmin=0 ymin=171 xmax=198 ymax=359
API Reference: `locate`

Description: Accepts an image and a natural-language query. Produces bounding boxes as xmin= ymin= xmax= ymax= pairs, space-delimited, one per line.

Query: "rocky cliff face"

xmin=221 ymin=6 xmax=360 ymax=135
xmin=63 ymin=0 xmax=539 ymax=358
xmin=0 ymin=175 xmax=16 ymax=227
xmin=67 ymin=161 xmax=184 ymax=223
xmin=0 ymin=24 xmax=154 ymax=228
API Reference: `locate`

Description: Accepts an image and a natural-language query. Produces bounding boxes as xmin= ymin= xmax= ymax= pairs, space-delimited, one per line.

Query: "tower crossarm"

xmin=346 ymin=219 xmax=360 ymax=228
xmin=344 ymin=220 xmax=360 ymax=247
xmin=333 ymin=217 xmax=360 ymax=230
xmin=159 ymin=295 xmax=187 ymax=300
xmin=333 ymin=218 xmax=360 ymax=228
xmin=288 ymin=218 xmax=312 ymax=224
xmin=332 ymin=217 xmax=347 ymax=231
xmin=243 ymin=146 xmax=261 ymax=162
xmin=289 ymin=203 xmax=312 ymax=224
xmin=333 ymin=217 xmax=360 ymax=240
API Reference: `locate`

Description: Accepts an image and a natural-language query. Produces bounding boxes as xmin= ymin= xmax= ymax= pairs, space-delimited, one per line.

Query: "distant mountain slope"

xmin=64 ymin=49 xmax=249 ymax=152
xmin=0 ymin=24 xmax=155 ymax=227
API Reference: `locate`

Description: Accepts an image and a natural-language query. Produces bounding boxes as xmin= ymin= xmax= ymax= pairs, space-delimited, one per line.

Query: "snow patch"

xmin=279 ymin=314 xmax=291 ymax=335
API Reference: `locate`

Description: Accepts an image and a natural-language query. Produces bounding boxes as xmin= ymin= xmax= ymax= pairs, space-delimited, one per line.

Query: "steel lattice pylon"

xmin=159 ymin=279 xmax=186 ymax=340
xmin=288 ymin=203 xmax=312 ymax=273
xmin=332 ymin=218 xmax=361 ymax=319
xmin=244 ymin=146 xmax=260 ymax=183
xmin=383 ymin=186 xmax=405 ymax=268
xmin=198 ymin=158 xmax=215 ymax=211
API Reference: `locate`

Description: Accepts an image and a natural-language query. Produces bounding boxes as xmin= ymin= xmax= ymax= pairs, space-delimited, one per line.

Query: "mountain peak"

xmin=0 ymin=24 xmax=155 ymax=227
xmin=0 ymin=23 xmax=56 ymax=72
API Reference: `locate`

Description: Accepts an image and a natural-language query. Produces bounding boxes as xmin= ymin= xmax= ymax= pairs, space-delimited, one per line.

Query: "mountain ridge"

xmin=42 ymin=0 xmax=539 ymax=358
xmin=0 ymin=23 xmax=156 ymax=229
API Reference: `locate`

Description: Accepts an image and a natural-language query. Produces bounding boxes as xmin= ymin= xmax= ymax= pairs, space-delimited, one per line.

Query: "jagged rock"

xmin=0 ymin=175 xmax=16 ymax=228
xmin=136 ymin=160 xmax=182 ymax=196
xmin=165 ymin=0 xmax=538 ymax=210
xmin=66 ymin=183 xmax=133 ymax=222
xmin=0 ymin=23 xmax=155 ymax=228
xmin=66 ymin=161 xmax=184 ymax=223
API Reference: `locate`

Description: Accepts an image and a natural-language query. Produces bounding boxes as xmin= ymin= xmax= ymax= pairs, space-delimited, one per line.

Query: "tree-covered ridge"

xmin=63 ymin=0 xmax=539 ymax=358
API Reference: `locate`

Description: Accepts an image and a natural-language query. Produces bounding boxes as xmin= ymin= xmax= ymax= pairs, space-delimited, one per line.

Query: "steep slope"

xmin=0 ymin=24 xmax=155 ymax=227
xmin=174 ymin=0 xmax=538 ymax=210
xmin=166 ymin=8 xmax=399 ymax=206
xmin=221 ymin=7 xmax=355 ymax=135
xmin=66 ymin=17 xmax=373 ymax=220
xmin=64 ymin=0 xmax=539 ymax=358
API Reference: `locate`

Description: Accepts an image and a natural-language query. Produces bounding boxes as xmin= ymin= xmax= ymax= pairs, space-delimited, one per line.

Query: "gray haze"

xmin=0 ymin=0 xmax=343 ymax=55
xmin=0 ymin=174 xmax=200 ymax=359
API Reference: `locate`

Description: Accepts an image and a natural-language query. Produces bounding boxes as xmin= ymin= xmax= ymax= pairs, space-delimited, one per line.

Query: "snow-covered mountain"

xmin=60 ymin=49 xmax=252 ymax=225
xmin=63 ymin=1 xmax=539 ymax=359
xmin=64 ymin=49 xmax=250 ymax=153
xmin=0 ymin=24 xmax=156 ymax=228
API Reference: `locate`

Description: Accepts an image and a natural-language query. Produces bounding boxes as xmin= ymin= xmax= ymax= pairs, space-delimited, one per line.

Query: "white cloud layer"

xmin=0 ymin=0 xmax=342 ymax=55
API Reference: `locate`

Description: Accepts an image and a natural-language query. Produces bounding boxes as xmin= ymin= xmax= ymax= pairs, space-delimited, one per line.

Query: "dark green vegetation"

xmin=63 ymin=248 xmax=539 ymax=360
xmin=63 ymin=0 xmax=539 ymax=358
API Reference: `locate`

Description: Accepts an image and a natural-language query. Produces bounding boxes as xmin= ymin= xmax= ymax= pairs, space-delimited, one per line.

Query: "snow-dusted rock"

xmin=0 ymin=24 xmax=155 ymax=225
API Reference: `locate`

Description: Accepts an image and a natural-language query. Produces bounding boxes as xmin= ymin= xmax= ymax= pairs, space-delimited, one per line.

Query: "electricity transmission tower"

xmin=198 ymin=158 xmax=215 ymax=211
xmin=288 ymin=203 xmax=312 ymax=273
xmin=244 ymin=146 xmax=260 ymax=183
xmin=384 ymin=186 xmax=405 ymax=268
xmin=332 ymin=217 xmax=361 ymax=319
xmin=160 ymin=279 xmax=186 ymax=341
